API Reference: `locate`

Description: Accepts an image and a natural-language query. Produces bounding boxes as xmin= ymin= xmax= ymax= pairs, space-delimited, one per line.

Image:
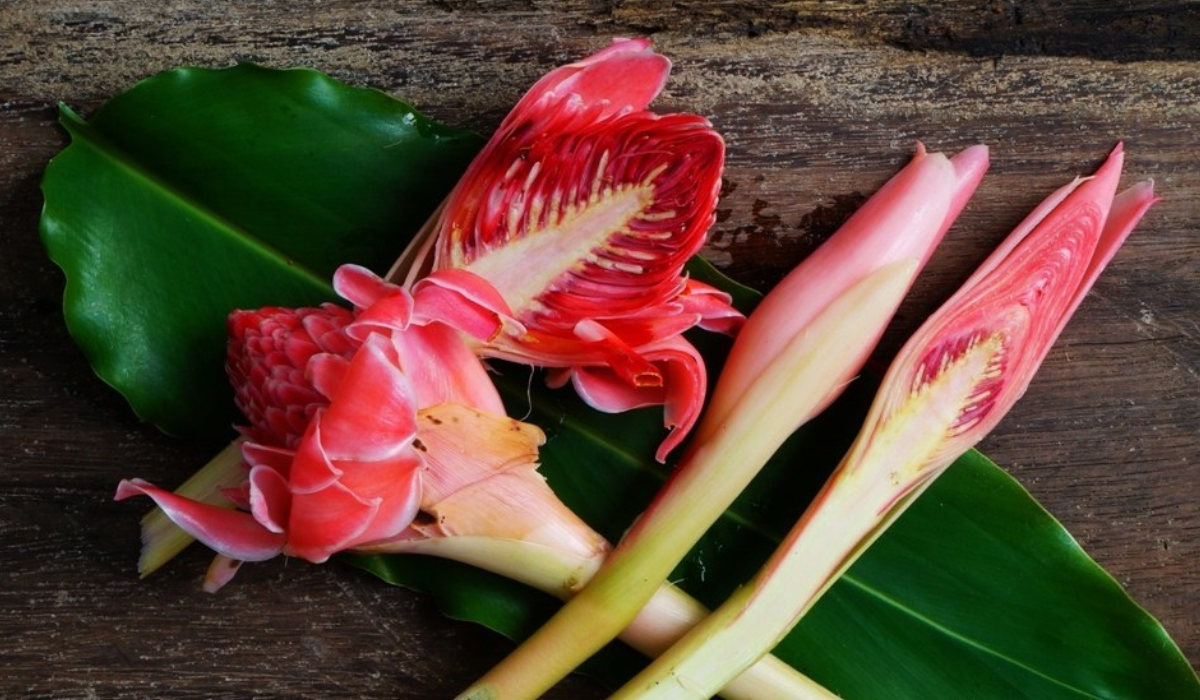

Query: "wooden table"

xmin=1 ymin=2 xmax=1196 ymax=698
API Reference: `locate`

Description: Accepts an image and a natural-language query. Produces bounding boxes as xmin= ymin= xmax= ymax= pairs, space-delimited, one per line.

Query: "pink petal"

xmin=285 ymin=481 xmax=381 ymax=563
xmin=391 ymin=322 xmax=507 ymax=415
xmin=680 ymin=279 xmax=744 ymax=335
xmin=285 ymin=458 xmax=423 ymax=563
xmin=570 ymin=366 xmax=664 ymax=415
xmin=318 ymin=335 xmax=418 ymax=463
xmin=572 ymin=319 xmax=662 ymax=387
xmin=411 ymin=269 xmax=519 ymax=342
xmin=345 ymin=294 xmax=415 ymax=340
xmin=115 ymin=479 xmax=284 ymax=562
xmin=1072 ymin=180 xmax=1157 ymax=313
xmin=241 ymin=441 xmax=295 ymax=475
xmin=248 ymin=465 xmax=292 ymax=534
xmin=956 ymin=143 xmax=1122 ymax=295
xmin=287 ymin=416 xmax=344 ymax=494
xmin=880 ymin=144 xmax=1155 ymax=464
xmin=512 ymin=38 xmax=670 ymax=125
xmin=219 ymin=482 xmax=252 ymax=510
xmin=568 ymin=335 xmax=705 ymax=462
xmin=307 ymin=352 xmax=350 ymax=401
xmin=332 ymin=263 xmax=401 ymax=309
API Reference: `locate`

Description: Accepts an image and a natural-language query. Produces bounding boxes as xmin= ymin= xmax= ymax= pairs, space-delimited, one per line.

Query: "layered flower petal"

xmin=420 ymin=41 xmax=737 ymax=459
xmin=551 ymin=335 xmax=706 ymax=462
xmin=226 ymin=303 xmax=357 ymax=448
xmin=437 ymin=112 xmax=726 ymax=351
xmin=874 ymin=143 xmax=1156 ymax=470
xmin=510 ymin=38 xmax=670 ymax=127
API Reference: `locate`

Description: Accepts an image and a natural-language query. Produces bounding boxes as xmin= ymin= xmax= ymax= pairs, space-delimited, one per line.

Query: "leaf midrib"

xmin=839 ymin=573 xmax=1111 ymax=700
xmin=58 ymin=105 xmax=334 ymax=296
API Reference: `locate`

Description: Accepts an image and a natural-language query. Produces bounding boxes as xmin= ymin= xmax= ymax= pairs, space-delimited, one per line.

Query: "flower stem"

xmin=382 ymin=537 xmax=842 ymax=700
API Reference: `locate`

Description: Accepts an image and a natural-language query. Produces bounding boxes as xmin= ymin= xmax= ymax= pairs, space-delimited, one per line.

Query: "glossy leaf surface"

xmin=41 ymin=64 xmax=482 ymax=438
xmin=356 ymin=360 xmax=1200 ymax=699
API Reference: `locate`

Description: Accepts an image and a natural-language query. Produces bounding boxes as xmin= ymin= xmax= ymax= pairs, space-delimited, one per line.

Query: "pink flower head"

xmin=116 ymin=331 xmax=424 ymax=565
xmin=118 ymin=264 xmax=606 ymax=584
xmin=866 ymin=144 xmax=1157 ymax=487
xmin=427 ymin=39 xmax=739 ymax=461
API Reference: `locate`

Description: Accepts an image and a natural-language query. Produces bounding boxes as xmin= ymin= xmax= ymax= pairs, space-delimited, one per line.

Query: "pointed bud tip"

xmin=950 ymin=144 xmax=990 ymax=181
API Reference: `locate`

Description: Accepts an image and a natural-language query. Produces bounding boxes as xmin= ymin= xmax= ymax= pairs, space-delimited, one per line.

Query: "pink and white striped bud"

xmin=867 ymin=143 xmax=1157 ymax=483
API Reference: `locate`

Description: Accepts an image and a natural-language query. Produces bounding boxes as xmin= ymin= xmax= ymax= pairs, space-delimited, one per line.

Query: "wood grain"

xmin=1 ymin=1 xmax=1195 ymax=698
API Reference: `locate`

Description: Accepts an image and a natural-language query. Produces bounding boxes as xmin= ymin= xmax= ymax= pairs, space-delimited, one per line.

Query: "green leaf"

xmin=40 ymin=64 xmax=482 ymax=439
xmin=42 ymin=65 xmax=1196 ymax=700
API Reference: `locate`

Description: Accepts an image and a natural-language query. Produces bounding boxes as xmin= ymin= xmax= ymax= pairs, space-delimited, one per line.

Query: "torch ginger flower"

xmin=456 ymin=143 xmax=990 ymax=700
xmin=115 ymin=264 xmax=596 ymax=573
xmin=600 ymin=144 xmax=1158 ymax=700
xmin=408 ymin=38 xmax=738 ymax=462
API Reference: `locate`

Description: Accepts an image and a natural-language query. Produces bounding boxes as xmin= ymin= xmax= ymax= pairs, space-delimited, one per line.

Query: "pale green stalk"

xmin=136 ymin=438 xmax=246 ymax=576
xmin=382 ymin=537 xmax=842 ymax=700
xmin=455 ymin=261 xmax=917 ymax=700
xmin=604 ymin=334 xmax=1005 ymax=700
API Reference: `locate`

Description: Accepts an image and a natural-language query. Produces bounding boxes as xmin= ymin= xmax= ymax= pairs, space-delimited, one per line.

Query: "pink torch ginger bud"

xmin=700 ymin=142 xmax=990 ymax=442
xmin=601 ymin=144 xmax=1159 ymax=700
xmin=421 ymin=38 xmax=739 ymax=462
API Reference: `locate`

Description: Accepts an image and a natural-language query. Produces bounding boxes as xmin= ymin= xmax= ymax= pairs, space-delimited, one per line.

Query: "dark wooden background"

xmin=1 ymin=2 xmax=1196 ymax=698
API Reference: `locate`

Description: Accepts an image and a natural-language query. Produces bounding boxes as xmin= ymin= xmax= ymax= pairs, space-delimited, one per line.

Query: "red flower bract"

xmin=226 ymin=304 xmax=358 ymax=448
xmin=427 ymin=39 xmax=739 ymax=461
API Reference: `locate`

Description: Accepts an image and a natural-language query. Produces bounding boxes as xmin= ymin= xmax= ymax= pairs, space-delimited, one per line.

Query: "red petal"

xmin=285 ymin=457 xmax=422 ymax=563
xmin=680 ymin=279 xmax=744 ymax=335
xmin=307 ymin=353 xmax=350 ymax=401
xmin=248 ymin=465 xmax=292 ymax=534
xmin=115 ymin=479 xmax=284 ymax=562
xmin=567 ymin=335 xmax=705 ymax=462
xmin=241 ymin=441 xmax=294 ymax=475
xmin=511 ymin=38 xmax=669 ymax=129
xmin=391 ymin=322 xmax=507 ymax=415
xmin=411 ymin=269 xmax=518 ymax=342
xmin=318 ymin=335 xmax=418 ymax=463
xmin=440 ymin=113 xmax=723 ymax=335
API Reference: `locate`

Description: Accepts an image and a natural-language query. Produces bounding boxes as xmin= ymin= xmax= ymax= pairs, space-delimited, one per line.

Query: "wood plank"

xmin=0 ymin=1 xmax=1195 ymax=697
